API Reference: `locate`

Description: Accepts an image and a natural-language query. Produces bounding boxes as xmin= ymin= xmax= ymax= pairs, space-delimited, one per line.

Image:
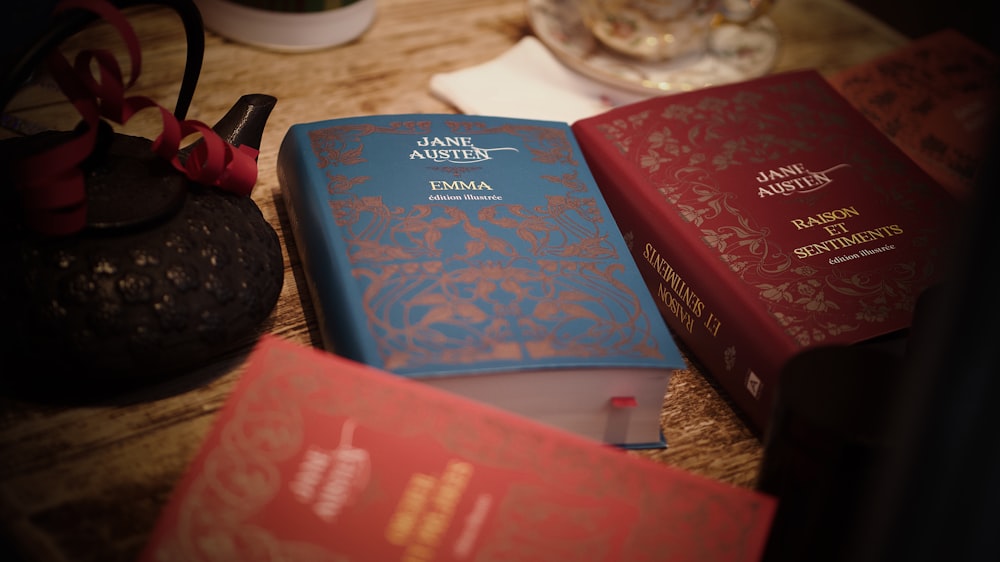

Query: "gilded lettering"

xmin=428 ymin=180 xmax=494 ymax=190
xmin=416 ymin=136 xmax=474 ymax=147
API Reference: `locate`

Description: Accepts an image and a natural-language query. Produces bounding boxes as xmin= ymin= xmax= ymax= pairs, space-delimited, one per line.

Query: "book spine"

xmin=571 ymin=124 xmax=797 ymax=431
xmin=277 ymin=126 xmax=381 ymax=364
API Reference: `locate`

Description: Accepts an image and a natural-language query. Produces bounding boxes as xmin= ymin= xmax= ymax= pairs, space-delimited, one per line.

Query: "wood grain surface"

xmin=0 ymin=0 xmax=906 ymax=560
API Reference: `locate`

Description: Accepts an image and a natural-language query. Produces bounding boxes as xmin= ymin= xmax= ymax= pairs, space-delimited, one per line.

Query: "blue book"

xmin=277 ymin=114 xmax=684 ymax=448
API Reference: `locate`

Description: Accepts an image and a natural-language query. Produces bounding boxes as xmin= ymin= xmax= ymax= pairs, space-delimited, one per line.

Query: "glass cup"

xmin=581 ymin=0 xmax=771 ymax=62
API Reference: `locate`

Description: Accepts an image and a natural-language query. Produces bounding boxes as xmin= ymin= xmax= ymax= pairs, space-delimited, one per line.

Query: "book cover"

xmin=277 ymin=114 xmax=683 ymax=447
xmin=137 ymin=334 xmax=777 ymax=562
xmin=828 ymin=29 xmax=1000 ymax=198
xmin=571 ymin=69 xmax=959 ymax=432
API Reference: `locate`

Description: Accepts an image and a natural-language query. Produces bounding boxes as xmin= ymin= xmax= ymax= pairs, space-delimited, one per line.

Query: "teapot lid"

xmin=1 ymin=121 xmax=189 ymax=233
xmin=83 ymin=127 xmax=189 ymax=231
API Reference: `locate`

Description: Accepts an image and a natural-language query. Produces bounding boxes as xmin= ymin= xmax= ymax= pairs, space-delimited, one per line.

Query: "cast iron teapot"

xmin=0 ymin=0 xmax=283 ymax=393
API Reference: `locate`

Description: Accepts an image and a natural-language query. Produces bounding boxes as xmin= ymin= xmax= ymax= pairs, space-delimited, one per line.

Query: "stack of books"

xmin=138 ymin=29 xmax=992 ymax=559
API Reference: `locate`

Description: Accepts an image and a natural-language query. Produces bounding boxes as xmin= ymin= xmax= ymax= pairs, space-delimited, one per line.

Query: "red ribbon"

xmin=11 ymin=0 xmax=259 ymax=236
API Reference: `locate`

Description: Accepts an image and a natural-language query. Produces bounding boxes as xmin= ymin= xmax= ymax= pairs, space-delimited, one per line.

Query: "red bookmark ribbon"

xmin=10 ymin=0 xmax=259 ymax=236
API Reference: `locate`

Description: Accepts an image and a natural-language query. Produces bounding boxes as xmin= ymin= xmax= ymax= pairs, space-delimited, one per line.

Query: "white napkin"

xmin=429 ymin=36 xmax=650 ymax=123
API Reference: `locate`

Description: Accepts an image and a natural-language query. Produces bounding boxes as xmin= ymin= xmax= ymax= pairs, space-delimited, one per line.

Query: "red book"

xmin=571 ymin=69 xmax=959 ymax=432
xmin=137 ymin=335 xmax=776 ymax=561
xmin=828 ymin=29 xmax=1000 ymax=198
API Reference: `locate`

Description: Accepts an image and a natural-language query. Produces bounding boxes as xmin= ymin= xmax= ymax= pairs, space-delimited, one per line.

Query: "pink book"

xmin=137 ymin=334 xmax=776 ymax=561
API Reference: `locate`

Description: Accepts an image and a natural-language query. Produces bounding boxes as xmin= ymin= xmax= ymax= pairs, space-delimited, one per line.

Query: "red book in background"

xmin=828 ymin=29 xmax=1000 ymax=198
xmin=137 ymin=335 xmax=776 ymax=562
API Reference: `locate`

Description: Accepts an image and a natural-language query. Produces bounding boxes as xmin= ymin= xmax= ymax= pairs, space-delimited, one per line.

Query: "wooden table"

xmin=0 ymin=0 xmax=907 ymax=560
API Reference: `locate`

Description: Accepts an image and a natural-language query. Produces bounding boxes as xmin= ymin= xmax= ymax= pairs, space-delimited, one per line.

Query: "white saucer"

xmin=526 ymin=0 xmax=781 ymax=95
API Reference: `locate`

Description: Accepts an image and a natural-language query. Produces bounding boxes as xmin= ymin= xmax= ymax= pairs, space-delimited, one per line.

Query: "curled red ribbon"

xmin=11 ymin=0 xmax=259 ymax=236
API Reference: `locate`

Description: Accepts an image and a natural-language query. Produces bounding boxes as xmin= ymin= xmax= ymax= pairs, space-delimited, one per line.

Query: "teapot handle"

xmin=0 ymin=0 xmax=204 ymax=119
